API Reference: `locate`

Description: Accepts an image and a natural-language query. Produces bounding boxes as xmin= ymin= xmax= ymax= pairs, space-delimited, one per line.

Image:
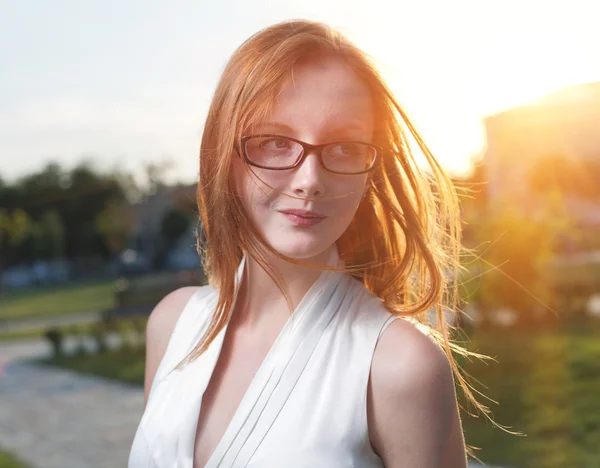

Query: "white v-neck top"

xmin=129 ymin=249 xmax=397 ymax=467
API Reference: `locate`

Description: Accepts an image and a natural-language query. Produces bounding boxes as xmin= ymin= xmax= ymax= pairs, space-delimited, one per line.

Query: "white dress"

xmin=129 ymin=248 xmax=397 ymax=467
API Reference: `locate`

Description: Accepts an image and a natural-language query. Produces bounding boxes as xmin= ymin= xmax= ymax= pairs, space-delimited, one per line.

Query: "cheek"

xmin=232 ymin=162 xmax=258 ymax=221
xmin=233 ymin=161 xmax=264 ymax=203
xmin=232 ymin=165 xmax=251 ymax=203
xmin=232 ymin=162 xmax=285 ymax=213
xmin=339 ymin=178 xmax=367 ymax=207
xmin=331 ymin=178 xmax=367 ymax=228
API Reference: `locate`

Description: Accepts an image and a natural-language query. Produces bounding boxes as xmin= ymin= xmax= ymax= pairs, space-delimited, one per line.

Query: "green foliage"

xmin=44 ymin=327 xmax=64 ymax=358
xmin=0 ymin=327 xmax=47 ymax=342
xmin=468 ymin=202 xmax=569 ymax=325
xmin=38 ymin=209 xmax=66 ymax=258
xmin=0 ymin=161 xmax=131 ymax=266
xmin=66 ymin=324 xmax=90 ymax=356
xmin=129 ymin=316 xmax=148 ymax=341
xmin=6 ymin=209 xmax=66 ymax=261
xmin=90 ymin=321 xmax=110 ymax=353
xmin=41 ymin=316 xmax=149 ymax=386
xmin=160 ymin=208 xmax=191 ymax=248
xmin=115 ymin=319 xmax=142 ymax=352
xmin=0 ymin=448 xmax=28 ymax=468
xmin=0 ymin=159 xmax=197 ymax=267
xmin=0 ymin=208 xmax=32 ymax=266
xmin=42 ymin=347 xmax=146 ymax=387
xmin=6 ymin=209 xmax=31 ymax=246
xmin=529 ymin=154 xmax=600 ymax=202
xmin=0 ymin=280 xmax=115 ymax=321
xmin=95 ymin=200 xmax=134 ymax=254
xmin=462 ymin=322 xmax=600 ymax=468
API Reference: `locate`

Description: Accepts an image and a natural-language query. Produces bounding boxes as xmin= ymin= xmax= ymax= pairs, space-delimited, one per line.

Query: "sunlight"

xmin=343 ymin=0 xmax=600 ymax=176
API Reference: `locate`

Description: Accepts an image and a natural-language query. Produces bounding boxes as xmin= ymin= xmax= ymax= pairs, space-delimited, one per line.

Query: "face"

xmin=233 ymin=56 xmax=374 ymax=261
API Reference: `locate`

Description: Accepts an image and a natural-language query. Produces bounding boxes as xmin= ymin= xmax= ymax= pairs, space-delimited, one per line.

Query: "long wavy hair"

xmin=183 ymin=19 xmax=504 ymax=459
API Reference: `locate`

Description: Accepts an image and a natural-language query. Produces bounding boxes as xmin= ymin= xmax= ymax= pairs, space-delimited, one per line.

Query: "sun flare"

xmin=343 ymin=0 xmax=600 ymax=176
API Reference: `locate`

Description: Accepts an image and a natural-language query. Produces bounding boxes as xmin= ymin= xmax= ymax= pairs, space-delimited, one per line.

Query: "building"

xmin=483 ymin=81 xmax=600 ymax=225
xmin=130 ymin=183 xmax=197 ymax=264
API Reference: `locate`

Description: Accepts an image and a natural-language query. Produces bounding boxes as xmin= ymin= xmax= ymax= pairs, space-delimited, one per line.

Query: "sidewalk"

xmin=0 ymin=360 xmax=143 ymax=468
xmin=0 ymin=340 xmax=500 ymax=468
xmin=0 ymin=337 xmax=142 ymax=468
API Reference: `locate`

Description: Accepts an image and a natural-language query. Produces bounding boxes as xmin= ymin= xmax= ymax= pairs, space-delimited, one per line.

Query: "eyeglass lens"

xmin=244 ymin=136 xmax=375 ymax=173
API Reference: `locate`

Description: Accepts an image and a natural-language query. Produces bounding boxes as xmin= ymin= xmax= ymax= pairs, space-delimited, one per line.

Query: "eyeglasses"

xmin=238 ymin=134 xmax=381 ymax=175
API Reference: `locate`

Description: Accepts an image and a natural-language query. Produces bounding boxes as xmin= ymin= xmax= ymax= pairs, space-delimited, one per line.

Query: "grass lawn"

xmin=0 ymin=316 xmax=147 ymax=342
xmin=0 ymin=280 xmax=115 ymax=321
xmin=0 ymin=449 xmax=27 ymax=468
xmin=41 ymin=347 xmax=146 ymax=387
xmin=460 ymin=320 xmax=600 ymax=468
xmin=0 ymin=327 xmax=46 ymax=342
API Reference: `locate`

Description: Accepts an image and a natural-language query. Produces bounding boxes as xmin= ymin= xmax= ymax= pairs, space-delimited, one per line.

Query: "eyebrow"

xmin=255 ymin=121 xmax=370 ymax=136
xmin=255 ymin=122 xmax=294 ymax=133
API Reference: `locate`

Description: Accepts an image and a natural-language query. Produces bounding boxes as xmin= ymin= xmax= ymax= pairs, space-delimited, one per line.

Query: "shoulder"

xmin=348 ymin=278 xmax=396 ymax=326
xmin=370 ymin=318 xmax=452 ymax=400
xmin=367 ymin=318 xmax=466 ymax=467
xmin=145 ymin=286 xmax=207 ymax=346
xmin=144 ymin=286 xmax=208 ymax=404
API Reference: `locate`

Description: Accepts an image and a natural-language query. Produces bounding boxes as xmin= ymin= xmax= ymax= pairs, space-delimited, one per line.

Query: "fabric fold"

xmin=139 ymin=248 xmax=350 ymax=468
xmin=208 ymin=268 xmax=348 ymax=467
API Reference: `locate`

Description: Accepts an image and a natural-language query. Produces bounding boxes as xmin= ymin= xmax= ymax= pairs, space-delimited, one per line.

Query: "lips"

xmin=278 ymin=209 xmax=326 ymax=219
xmin=278 ymin=209 xmax=327 ymax=227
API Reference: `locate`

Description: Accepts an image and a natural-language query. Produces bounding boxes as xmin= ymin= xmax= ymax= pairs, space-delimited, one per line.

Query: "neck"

xmin=232 ymin=245 xmax=336 ymax=331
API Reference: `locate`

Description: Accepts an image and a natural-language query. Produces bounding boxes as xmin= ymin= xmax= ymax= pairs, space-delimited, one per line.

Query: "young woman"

xmin=130 ymin=20 xmax=479 ymax=468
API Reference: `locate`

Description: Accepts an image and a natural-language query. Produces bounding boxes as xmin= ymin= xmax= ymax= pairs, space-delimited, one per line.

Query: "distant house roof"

xmin=483 ymin=81 xmax=600 ymax=221
xmin=486 ymin=81 xmax=600 ymax=123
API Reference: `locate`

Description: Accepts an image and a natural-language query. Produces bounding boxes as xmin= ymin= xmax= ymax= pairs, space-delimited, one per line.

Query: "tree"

xmin=8 ymin=161 xmax=129 ymax=261
xmin=38 ymin=209 xmax=66 ymax=258
xmin=8 ymin=209 xmax=31 ymax=246
xmin=95 ymin=201 xmax=135 ymax=256
xmin=8 ymin=210 xmax=65 ymax=262
xmin=0 ymin=157 xmax=184 ymax=266
xmin=529 ymin=154 xmax=600 ymax=202
xmin=0 ymin=208 xmax=32 ymax=266
xmin=145 ymin=159 xmax=175 ymax=195
xmin=160 ymin=209 xmax=192 ymax=250
xmin=0 ymin=209 xmax=10 ymax=268
xmin=471 ymin=202 xmax=568 ymax=326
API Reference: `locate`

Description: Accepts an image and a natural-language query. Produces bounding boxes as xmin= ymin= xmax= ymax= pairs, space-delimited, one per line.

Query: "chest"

xmin=132 ymin=276 xmax=392 ymax=467
xmin=192 ymin=327 xmax=279 ymax=467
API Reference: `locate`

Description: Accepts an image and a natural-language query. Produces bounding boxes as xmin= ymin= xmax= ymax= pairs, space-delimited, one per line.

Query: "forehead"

xmin=262 ymin=57 xmax=374 ymax=135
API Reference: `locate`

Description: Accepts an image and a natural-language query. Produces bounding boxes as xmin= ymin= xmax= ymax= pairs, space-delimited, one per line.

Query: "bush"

xmin=130 ymin=316 xmax=147 ymax=345
xmin=90 ymin=322 xmax=110 ymax=353
xmin=44 ymin=327 xmax=64 ymax=358
xmin=116 ymin=319 xmax=138 ymax=351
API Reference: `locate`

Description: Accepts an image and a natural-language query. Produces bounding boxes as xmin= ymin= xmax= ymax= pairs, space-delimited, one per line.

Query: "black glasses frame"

xmin=238 ymin=134 xmax=382 ymax=175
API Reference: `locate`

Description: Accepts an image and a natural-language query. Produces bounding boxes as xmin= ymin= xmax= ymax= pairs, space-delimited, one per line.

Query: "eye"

xmin=260 ymin=137 xmax=292 ymax=150
xmin=337 ymin=143 xmax=364 ymax=157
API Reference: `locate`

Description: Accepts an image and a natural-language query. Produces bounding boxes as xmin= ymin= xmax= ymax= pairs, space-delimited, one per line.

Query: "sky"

xmin=1 ymin=0 xmax=599 ymax=184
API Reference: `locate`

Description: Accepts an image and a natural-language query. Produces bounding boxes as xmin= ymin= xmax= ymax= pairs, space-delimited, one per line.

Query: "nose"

xmin=290 ymin=149 xmax=326 ymax=198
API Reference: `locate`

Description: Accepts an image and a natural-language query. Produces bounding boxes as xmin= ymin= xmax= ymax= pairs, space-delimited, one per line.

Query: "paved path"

xmin=0 ymin=340 xmax=499 ymax=468
xmin=1 ymin=360 xmax=143 ymax=468
xmin=0 ymin=337 xmax=143 ymax=468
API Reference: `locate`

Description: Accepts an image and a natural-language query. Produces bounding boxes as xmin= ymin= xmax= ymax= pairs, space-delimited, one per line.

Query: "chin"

xmin=268 ymin=240 xmax=334 ymax=262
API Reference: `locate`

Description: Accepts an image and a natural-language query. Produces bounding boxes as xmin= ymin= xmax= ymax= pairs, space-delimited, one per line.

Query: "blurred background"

xmin=1 ymin=1 xmax=599 ymax=467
